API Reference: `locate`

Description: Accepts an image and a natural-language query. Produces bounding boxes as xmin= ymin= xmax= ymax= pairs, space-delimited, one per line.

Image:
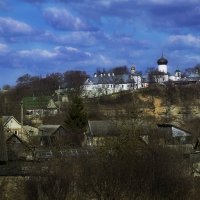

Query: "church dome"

xmin=157 ymin=55 xmax=168 ymax=65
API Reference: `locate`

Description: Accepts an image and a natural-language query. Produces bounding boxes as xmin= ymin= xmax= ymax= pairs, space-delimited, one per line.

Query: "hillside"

xmin=85 ymin=84 xmax=200 ymax=134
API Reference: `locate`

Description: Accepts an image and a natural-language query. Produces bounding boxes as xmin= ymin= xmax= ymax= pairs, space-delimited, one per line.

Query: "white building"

xmin=156 ymin=54 xmax=169 ymax=83
xmin=82 ymin=66 xmax=143 ymax=97
xmin=169 ymin=69 xmax=182 ymax=81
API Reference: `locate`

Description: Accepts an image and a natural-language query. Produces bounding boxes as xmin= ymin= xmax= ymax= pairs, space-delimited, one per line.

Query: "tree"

xmin=184 ymin=64 xmax=200 ymax=76
xmin=64 ymin=96 xmax=87 ymax=146
xmin=111 ymin=65 xmax=129 ymax=75
xmin=2 ymin=84 xmax=11 ymax=90
xmin=16 ymin=74 xmax=32 ymax=86
xmin=64 ymin=70 xmax=88 ymax=95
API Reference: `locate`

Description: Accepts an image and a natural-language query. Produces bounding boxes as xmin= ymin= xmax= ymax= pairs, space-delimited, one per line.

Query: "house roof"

xmin=23 ymin=96 xmax=52 ymax=109
xmin=87 ymin=121 xmax=117 ymax=137
xmin=157 ymin=124 xmax=192 ymax=137
xmin=87 ymin=120 xmax=127 ymax=137
xmin=6 ymin=134 xmax=33 ymax=151
xmin=2 ymin=116 xmax=21 ymax=127
xmin=38 ymin=125 xmax=63 ymax=136
xmin=88 ymin=73 xmax=139 ymax=85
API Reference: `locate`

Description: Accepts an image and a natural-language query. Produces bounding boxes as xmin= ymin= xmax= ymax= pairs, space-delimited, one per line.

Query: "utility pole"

xmin=20 ymin=100 xmax=23 ymax=134
xmin=58 ymin=85 xmax=61 ymax=113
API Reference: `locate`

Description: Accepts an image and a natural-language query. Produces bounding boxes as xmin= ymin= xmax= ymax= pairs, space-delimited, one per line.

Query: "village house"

xmin=23 ymin=96 xmax=58 ymax=118
xmin=2 ymin=115 xmax=40 ymax=142
xmin=86 ymin=120 xmax=120 ymax=146
xmin=2 ymin=116 xmax=22 ymax=138
xmin=157 ymin=124 xmax=193 ymax=153
xmin=38 ymin=124 xmax=70 ymax=146
xmin=6 ymin=134 xmax=33 ymax=161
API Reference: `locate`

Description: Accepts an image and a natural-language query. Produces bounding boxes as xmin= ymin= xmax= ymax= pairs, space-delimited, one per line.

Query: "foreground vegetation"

xmin=1 ymin=127 xmax=199 ymax=200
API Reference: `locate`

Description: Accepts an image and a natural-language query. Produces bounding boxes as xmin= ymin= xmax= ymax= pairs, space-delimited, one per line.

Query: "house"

xmin=38 ymin=125 xmax=70 ymax=146
xmin=6 ymin=134 xmax=33 ymax=161
xmin=2 ymin=116 xmax=40 ymax=142
xmin=2 ymin=116 xmax=22 ymax=137
xmin=86 ymin=120 xmax=150 ymax=147
xmin=157 ymin=124 xmax=193 ymax=153
xmin=86 ymin=120 xmax=122 ymax=146
xmin=23 ymin=96 xmax=58 ymax=118
xmin=23 ymin=125 xmax=39 ymax=137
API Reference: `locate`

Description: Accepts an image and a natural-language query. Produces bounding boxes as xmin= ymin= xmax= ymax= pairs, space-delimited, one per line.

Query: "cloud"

xmin=0 ymin=44 xmax=94 ymax=80
xmin=43 ymin=7 xmax=95 ymax=31
xmin=18 ymin=46 xmax=92 ymax=62
xmin=0 ymin=17 xmax=33 ymax=35
xmin=62 ymin=0 xmax=200 ymax=32
xmin=168 ymin=34 xmax=200 ymax=48
xmin=0 ymin=43 xmax=9 ymax=53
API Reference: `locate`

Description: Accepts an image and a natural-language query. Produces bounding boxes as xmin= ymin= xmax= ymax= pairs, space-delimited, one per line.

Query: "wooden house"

xmin=6 ymin=134 xmax=33 ymax=161
xmin=2 ymin=116 xmax=22 ymax=137
xmin=38 ymin=125 xmax=70 ymax=146
xmin=86 ymin=120 xmax=121 ymax=146
xmin=157 ymin=124 xmax=193 ymax=153
xmin=23 ymin=96 xmax=58 ymax=118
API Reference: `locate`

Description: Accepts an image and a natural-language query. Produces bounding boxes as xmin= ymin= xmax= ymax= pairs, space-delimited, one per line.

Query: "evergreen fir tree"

xmin=64 ymin=96 xmax=87 ymax=135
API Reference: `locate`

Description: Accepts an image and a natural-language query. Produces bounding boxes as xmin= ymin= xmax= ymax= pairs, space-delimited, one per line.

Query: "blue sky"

xmin=0 ymin=0 xmax=200 ymax=86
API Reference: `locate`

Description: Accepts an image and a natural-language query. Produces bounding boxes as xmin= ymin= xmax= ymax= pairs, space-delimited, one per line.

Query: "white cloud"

xmin=0 ymin=43 xmax=9 ymax=53
xmin=0 ymin=17 xmax=33 ymax=35
xmin=168 ymin=34 xmax=200 ymax=47
xmin=19 ymin=49 xmax=56 ymax=58
xmin=19 ymin=46 xmax=91 ymax=61
xmin=43 ymin=7 xmax=91 ymax=31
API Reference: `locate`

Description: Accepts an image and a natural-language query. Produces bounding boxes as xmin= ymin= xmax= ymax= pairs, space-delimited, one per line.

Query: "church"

xmin=57 ymin=54 xmax=198 ymax=98
xmin=82 ymin=54 xmax=187 ymax=97
xmin=152 ymin=54 xmax=182 ymax=84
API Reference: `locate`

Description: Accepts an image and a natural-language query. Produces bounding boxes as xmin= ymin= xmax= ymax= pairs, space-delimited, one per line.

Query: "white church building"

xmin=153 ymin=54 xmax=182 ymax=84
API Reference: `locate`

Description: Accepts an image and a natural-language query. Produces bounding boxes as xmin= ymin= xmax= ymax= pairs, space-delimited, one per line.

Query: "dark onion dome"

xmin=175 ymin=69 xmax=181 ymax=73
xmin=157 ymin=55 xmax=168 ymax=65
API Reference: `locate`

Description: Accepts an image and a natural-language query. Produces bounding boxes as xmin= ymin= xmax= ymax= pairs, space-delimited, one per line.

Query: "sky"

xmin=0 ymin=0 xmax=200 ymax=87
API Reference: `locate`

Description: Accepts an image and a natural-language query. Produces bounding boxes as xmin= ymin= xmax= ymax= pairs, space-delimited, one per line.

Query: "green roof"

xmin=22 ymin=96 xmax=51 ymax=109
